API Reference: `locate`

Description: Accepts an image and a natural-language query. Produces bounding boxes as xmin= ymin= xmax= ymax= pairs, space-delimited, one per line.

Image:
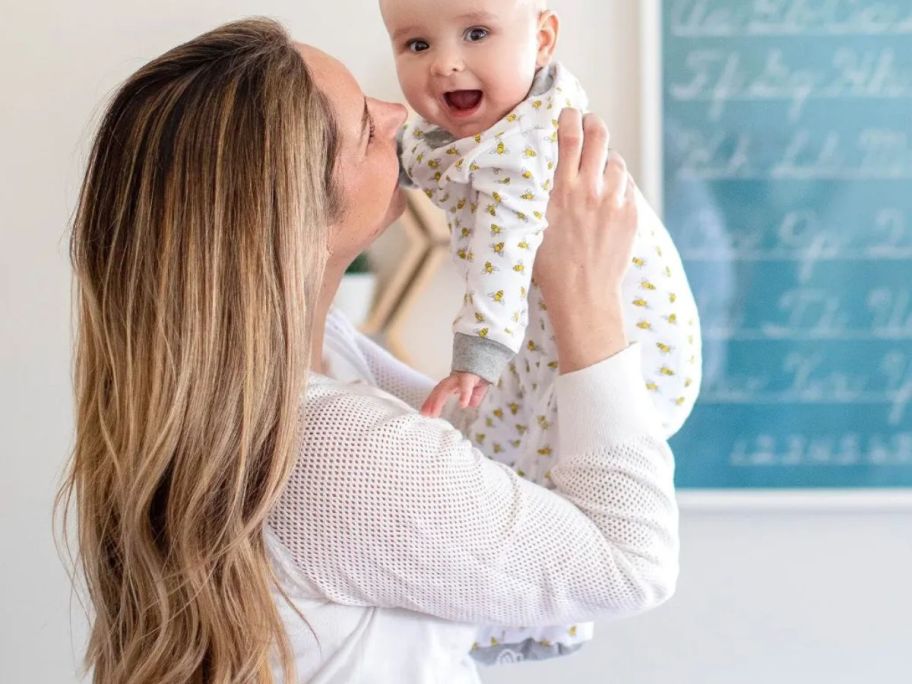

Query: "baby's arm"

xmin=451 ymin=130 xmax=553 ymax=381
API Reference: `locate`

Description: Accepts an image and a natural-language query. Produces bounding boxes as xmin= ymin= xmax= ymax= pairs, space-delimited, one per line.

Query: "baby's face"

xmin=381 ymin=0 xmax=547 ymax=140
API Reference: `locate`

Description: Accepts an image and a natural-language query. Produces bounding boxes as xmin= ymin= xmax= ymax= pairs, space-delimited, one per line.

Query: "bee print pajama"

xmin=399 ymin=61 xmax=702 ymax=665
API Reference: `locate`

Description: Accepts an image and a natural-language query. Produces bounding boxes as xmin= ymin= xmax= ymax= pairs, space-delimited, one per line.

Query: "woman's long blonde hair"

xmin=56 ymin=18 xmax=341 ymax=682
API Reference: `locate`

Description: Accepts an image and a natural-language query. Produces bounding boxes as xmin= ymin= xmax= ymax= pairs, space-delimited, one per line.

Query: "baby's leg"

xmin=462 ymin=193 xmax=701 ymax=662
xmin=464 ymin=293 xmax=593 ymax=663
xmin=461 ymin=288 xmax=559 ymax=480
xmin=470 ymin=623 xmax=594 ymax=665
xmin=623 ymin=187 xmax=703 ymax=438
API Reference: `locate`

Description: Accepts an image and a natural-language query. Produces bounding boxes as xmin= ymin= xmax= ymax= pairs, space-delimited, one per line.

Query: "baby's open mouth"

xmin=444 ymin=90 xmax=483 ymax=115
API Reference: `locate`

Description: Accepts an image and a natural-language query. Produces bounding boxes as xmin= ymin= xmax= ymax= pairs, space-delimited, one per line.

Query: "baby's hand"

xmin=420 ymin=371 xmax=490 ymax=418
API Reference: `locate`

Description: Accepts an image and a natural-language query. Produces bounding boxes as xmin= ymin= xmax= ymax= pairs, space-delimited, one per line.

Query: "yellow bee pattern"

xmin=396 ymin=61 xmax=701 ymax=660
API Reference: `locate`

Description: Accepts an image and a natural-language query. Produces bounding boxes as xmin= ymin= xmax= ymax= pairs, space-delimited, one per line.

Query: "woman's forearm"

xmin=552 ymin=289 xmax=629 ymax=374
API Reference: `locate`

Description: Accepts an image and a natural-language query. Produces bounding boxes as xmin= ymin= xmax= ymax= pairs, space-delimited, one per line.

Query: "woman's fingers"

xmin=578 ymin=113 xmax=611 ymax=192
xmin=603 ymin=150 xmax=629 ymax=207
xmin=624 ymin=172 xmax=636 ymax=205
xmin=556 ymin=110 xmax=616 ymax=204
xmin=554 ymin=108 xmax=583 ymax=187
xmin=538 ymin=108 xmax=640 ymax=317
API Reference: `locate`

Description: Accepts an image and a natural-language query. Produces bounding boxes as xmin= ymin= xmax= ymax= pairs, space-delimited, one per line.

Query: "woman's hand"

xmin=533 ymin=108 xmax=639 ymax=372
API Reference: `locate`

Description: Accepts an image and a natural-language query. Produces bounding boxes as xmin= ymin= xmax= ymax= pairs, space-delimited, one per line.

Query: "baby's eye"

xmin=407 ymin=39 xmax=430 ymax=53
xmin=368 ymin=118 xmax=376 ymax=143
xmin=465 ymin=27 xmax=489 ymax=42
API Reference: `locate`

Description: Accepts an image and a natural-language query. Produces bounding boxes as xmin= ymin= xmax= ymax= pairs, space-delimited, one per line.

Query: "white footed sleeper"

xmin=399 ymin=61 xmax=701 ymax=664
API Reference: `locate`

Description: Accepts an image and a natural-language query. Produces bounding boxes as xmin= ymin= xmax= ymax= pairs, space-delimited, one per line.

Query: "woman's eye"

xmin=407 ymin=40 xmax=430 ymax=53
xmin=465 ymin=27 xmax=488 ymax=42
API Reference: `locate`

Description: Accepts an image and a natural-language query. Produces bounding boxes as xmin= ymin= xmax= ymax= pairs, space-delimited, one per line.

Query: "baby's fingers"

xmin=468 ymin=382 xmax=489 ymax=408
xmin=457 ymin=374 xmax=478 ymax=408
xmin=421 ymin=393 xmax=447 ymax=418
xmin=419 ymin=393 xmax=440 ymax=418
xmin=421 ymin=380 xmax=457 ymax=417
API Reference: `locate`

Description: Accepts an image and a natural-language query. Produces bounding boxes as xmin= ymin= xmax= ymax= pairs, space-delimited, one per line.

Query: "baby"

xmin=381 ymin=0 xmax=702 ymax=665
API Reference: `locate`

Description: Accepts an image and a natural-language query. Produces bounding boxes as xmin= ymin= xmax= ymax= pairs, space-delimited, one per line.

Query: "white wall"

xmin=1 ymin=2 xmax=909 ymax=683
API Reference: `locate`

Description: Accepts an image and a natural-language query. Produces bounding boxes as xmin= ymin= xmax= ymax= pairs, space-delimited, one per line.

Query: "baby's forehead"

xmin=379 ymin=0 xmax=543 ymax=27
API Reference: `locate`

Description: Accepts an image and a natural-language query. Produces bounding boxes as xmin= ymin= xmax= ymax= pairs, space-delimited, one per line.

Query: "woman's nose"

xmin=381 ymin=101 xmax=408 ymax=135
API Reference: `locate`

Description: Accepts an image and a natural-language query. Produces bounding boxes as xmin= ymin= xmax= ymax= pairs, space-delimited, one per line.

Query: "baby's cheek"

xmin=400 ymin=75 xmax=432 ymax=116
xmin=415 ymin=93 xmax=438 ymax=122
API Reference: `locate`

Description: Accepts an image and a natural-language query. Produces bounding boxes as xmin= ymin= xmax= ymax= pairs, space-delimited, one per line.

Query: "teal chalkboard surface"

xmin=661 ymin=0 xmax=912 ymax=489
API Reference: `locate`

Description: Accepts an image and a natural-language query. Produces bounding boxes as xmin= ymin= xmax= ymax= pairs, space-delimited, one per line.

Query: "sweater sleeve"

xmin=334 ymin=309 xmax=470 ymax=429
xmin=268 ymin=343 xmax=679 ymax=627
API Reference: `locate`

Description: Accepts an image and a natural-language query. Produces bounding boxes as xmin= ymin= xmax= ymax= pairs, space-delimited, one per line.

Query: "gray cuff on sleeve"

xmin=452 ymin=333 xmax=515 ymax=384
xmin=470 ymin=638 xmax=585 ymax=666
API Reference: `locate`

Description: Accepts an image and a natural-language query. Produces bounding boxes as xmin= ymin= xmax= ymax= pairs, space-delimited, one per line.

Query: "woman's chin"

xmin=361 ymin=182 xmax=407 ymax=246
xmin=375 ymin=186 xmax=406 ymax=236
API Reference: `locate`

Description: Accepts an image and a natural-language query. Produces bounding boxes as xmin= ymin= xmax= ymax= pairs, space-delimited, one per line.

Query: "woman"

xmin=58 ymin=18 xmax=678 ymax=683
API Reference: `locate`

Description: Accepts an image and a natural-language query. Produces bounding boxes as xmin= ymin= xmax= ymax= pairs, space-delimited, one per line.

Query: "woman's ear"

xmin=535 ymin=10 xmax=560 ymax=68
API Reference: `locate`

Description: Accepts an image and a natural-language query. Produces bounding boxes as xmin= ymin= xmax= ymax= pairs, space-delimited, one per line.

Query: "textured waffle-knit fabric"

xmin=265 ymin=307 xmax=680 ymax=681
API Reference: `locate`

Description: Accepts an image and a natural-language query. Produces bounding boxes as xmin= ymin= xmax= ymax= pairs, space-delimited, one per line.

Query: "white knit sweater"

xmin=266 ymin=307 xmax=680 ymax=682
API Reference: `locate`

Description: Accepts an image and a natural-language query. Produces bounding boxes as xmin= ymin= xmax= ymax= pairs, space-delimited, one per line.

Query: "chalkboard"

xmin=659 ymin=0 xmax=912 ymax=490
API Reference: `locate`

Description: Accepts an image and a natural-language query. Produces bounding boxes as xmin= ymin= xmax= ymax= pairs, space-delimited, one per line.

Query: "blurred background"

xmin=1 ymin=1 xmax=910 ymax=683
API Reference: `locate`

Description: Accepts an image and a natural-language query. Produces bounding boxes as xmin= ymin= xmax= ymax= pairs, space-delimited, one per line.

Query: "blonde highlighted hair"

xmin=56 ymin=18 xmax=341 ymax=682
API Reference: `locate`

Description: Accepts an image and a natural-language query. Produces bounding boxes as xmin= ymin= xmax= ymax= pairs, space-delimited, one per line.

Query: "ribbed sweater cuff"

xmin=553 ymin=343 xmax=661 ymax=454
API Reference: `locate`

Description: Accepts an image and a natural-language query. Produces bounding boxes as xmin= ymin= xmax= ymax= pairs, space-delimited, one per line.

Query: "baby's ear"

xmin=536 ymin=10 xmax=560 ymax=68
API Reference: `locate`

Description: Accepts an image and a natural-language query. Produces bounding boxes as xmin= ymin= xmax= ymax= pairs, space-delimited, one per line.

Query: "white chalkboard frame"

xmin=639 ymin=0 xmax=912 ymax=510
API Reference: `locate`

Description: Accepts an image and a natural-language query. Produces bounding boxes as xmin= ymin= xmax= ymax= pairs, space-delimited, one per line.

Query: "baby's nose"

xmin=431 ymin=49 xmax=464 ymax=76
